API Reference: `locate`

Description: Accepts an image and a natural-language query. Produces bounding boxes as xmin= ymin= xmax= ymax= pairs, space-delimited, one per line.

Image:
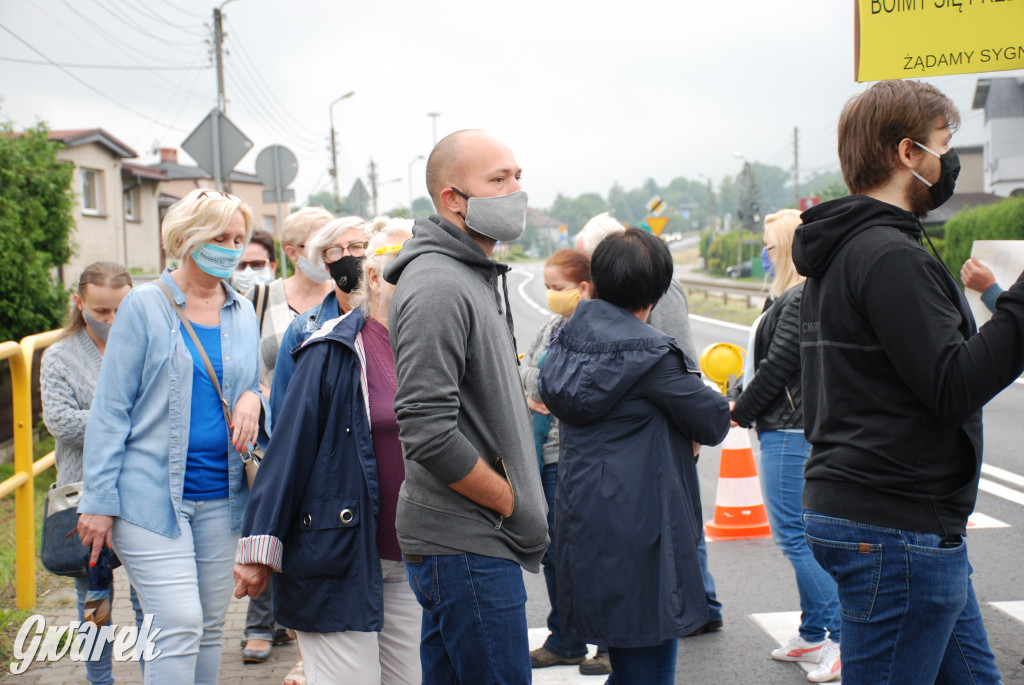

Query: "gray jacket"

xmin=649 ymin=279 xmax=697 ymax=363
xmin=520 ymin=315 xmax=564 ymax=465
xmin=384 ymin=216 xmax=549 ymax=572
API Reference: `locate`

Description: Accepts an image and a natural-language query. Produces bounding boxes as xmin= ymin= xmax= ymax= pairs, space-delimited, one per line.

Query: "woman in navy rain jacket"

xmin=539 ymin=228 xmax=730 ymax=685
xmin=232 ymin=224 xmax=419 ymax=685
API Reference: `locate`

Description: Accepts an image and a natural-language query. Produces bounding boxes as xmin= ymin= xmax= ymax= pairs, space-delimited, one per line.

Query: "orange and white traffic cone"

xmin=704 ymin=425 xmax=772 ymax=541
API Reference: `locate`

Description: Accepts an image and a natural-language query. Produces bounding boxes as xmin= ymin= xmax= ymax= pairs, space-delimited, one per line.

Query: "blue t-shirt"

xmin=182 ymin=322 xmax=230 ymax=500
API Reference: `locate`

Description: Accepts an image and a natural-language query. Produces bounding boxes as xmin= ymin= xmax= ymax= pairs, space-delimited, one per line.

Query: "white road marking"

xmin=528 ymin=628 xmax=596 ymax=684
xmin=967 ymin=512 xmax=1010 ymax=529
xmin=510 ymin=268 xmax=552 ymax=317
xmin=690 ymin=313 xmax=752 ymax=333
xmin=978 ymin=478 xmax=1024 ymax=507
xmin=981 ymin=463 xmax=1024 ymax=489
xmin=750 ymin=612 xmax=836 ymax=679
xmin=989 ymin=601 xmax=1024 ymax=623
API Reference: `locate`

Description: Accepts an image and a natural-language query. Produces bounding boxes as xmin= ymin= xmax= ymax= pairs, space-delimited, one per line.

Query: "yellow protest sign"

xmin=855 ymin=0 xmax=1024 ymax=82
xmin=646 ymin=217 xmax=669 ymax=236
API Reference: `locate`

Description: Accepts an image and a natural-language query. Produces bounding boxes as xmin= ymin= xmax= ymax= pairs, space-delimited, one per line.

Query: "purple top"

xmin=361 ymin=318 xmax=404 ymax=562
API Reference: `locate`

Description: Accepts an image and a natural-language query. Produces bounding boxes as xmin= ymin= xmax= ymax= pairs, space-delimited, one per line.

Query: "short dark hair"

xmin=838 ymin=80 xmax=960 ymax=194
xmin=248 ymin=229 xmax=277 ymax=263
xmin=591 ymin=227 xmax=673 ymax=312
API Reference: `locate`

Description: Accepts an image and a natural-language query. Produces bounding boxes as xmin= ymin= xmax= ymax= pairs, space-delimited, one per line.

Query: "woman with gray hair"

xmin=76 ymin=188 xmax=262 ymax=684
xmin=234 ymin=221 xmax=420 ymax=684
xmin=268 ymin=216 xmax=368 ymax=426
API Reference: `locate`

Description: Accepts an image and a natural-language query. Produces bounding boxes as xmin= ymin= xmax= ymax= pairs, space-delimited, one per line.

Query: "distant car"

xmin=726 ymin=259 xmax=752 ymax=279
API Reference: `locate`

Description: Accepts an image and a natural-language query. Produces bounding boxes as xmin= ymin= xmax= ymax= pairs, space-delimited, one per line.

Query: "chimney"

xmin=159 ymin=147 xmax=178 ymax=164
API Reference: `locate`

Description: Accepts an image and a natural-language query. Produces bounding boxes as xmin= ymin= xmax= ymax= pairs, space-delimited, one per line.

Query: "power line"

xmin=152 ymin=0 xmax=207 ymax=20
xmin=0 ymin=21 xmax=189 ymax=133
xmin=0 ymin=55 xmax=209 ymax=70
xmin=87 ymin=0 xmax=202 ymax=50
xmin=58 ymin=0 xmax=194 ymax=69
xmin=108 ymin=0 xmax=207 ymax=36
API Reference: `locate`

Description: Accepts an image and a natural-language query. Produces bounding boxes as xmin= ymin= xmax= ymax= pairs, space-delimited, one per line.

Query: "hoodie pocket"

xmin=492 ymin=456 xmax=515 ymax=530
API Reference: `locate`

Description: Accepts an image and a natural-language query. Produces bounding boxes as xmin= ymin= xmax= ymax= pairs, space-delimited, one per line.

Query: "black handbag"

xmin=41 ymin=482 xmax=123 ymax=577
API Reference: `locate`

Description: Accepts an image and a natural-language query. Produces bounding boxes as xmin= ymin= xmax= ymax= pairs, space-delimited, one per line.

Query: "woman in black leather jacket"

xmin=729 ymin=209 xmax=842 ymax=683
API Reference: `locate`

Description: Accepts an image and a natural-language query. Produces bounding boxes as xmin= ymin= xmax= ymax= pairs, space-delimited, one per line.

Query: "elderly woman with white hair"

xmin=268 ymin=216 xmax=369 ymax=427
xmin=77 ymin=188 xmax=262 ymax=684
xmin=234 ymin=220 xmax=421 ymax=685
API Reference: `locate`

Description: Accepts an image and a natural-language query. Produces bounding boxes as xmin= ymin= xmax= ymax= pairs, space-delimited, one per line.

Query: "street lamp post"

xmin=408 ymin=155 xmax=425 ymax=218
xmin=329 ymin=91 xmax=355 ymax=212
xmin=427 ymin=112 xmax=441 ymax=146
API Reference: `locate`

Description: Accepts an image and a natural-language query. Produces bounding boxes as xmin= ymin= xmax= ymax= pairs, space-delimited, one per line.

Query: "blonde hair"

xmin=282 ymin=206 xmax=334 ymax=248
xmin=764 ymin=209 xmax=805 ymax=298
xmin=60 ymin=262 xmax=133 ymax=340
xmin=351 ymin=218 xmax=414 ymax=316
xmin=161 ymin=188 xmax=253 ymax=259
xmin=576 ymin=212 xmax=625 ymax=255
xmin=305 ymin=216 xmax=368 ymax=265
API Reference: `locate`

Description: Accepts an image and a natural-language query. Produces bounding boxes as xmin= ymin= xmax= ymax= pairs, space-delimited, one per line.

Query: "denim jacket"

xmin=79 ymin=270 xmax=261 ymax=536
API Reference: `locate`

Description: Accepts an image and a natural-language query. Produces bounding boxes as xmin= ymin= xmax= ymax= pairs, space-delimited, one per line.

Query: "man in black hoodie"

xmin=794 ymin=80 xmax=1024 ymax=684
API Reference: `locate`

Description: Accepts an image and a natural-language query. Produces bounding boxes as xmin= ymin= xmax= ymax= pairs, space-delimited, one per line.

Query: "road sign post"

xmin=255 ymin=145 xmax=299 ymax=274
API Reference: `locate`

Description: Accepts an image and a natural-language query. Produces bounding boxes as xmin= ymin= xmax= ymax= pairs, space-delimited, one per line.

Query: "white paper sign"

xmin=966 ymin=241 xmax=1024 ymax=325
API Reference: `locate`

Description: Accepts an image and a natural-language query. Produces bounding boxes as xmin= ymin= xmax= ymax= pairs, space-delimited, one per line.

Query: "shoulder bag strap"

xmin=255 ymin=283 xmax=270 ymax=334
xmin=156 ymin=280 xmax=232 ymax=428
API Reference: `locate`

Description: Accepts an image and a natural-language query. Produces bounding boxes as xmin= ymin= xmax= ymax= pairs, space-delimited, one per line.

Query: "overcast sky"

xmin=2 ymin=0 xmax=1020 ymax=214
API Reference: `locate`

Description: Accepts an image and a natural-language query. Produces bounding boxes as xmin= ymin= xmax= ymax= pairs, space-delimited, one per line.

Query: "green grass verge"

xmin=0 ymin=432 xmax=75 ymax=672
xmin=686 ymin=290 xmax=762 ymax=326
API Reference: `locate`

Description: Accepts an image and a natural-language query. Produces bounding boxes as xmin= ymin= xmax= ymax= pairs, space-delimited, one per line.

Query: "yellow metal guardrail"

xmin=0 ymin=329 xmax=62 ymax=609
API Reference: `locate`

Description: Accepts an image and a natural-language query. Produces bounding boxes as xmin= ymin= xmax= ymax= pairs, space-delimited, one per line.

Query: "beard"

xmin=907 ymin=177 xmax=935 ymax=218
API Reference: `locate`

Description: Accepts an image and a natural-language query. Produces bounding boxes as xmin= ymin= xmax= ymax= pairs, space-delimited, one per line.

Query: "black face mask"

xmin=912 ymin=142 xmax=960 ymax=210
xmin=327 ymin=255 xmax=364 ymax=293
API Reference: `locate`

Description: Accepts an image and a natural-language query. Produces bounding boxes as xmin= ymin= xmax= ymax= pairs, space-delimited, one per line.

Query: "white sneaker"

xmin=771 ymin=635 xmax=826 ymax=663
xmin=806 ymin=640 xmax=841 ymax=683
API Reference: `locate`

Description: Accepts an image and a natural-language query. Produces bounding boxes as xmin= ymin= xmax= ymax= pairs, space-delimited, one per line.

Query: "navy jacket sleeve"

xmin=239 ymin=342 xmax=333 ymax=570
xmin=639 ymin=351 xmax=731 ymax=447
xmin=731 ymin=289 xmax=802 ymax=428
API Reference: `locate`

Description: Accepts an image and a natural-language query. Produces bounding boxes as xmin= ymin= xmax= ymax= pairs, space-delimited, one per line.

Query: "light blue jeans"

xmin=112 ymin=498 xmax=239 ymax=685
xmin=757 ymin=430 xmax=840 ymax=643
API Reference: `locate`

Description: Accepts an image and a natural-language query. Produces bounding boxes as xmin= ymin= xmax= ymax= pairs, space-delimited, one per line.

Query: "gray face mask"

xmin=297 ymin=255 xmax=331 ymax=284
xmin=451 ymin=188 xmax=528 ymax=243
xmin=82 ymin=310 xmax=112 ymax=343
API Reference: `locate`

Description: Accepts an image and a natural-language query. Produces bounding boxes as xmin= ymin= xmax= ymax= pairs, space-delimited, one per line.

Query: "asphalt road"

xmin=507 ymin=261 xmax=1024 ymax=685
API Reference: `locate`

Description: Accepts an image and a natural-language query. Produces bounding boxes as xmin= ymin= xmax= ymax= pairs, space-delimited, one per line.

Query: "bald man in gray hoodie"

xmin=384 ymin=130 xmax=548 ymax=684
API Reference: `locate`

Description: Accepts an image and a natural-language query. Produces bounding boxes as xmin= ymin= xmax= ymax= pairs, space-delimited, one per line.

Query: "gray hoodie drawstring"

xmin=497 ymin=270 xmax=519 ymax=364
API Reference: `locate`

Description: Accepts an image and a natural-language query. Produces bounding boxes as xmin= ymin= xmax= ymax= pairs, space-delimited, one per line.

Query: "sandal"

xmin=283 ymin=659 xmax=305 ymax=685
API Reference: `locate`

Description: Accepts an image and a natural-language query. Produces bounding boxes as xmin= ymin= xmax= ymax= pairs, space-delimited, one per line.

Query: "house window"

xmin=262 ymin=215 xmax=276 ymax=233
xmin=124 ymin=186 xmax=141 ymax=221
xmin=81 ymin=168 xmax=103 ymax=215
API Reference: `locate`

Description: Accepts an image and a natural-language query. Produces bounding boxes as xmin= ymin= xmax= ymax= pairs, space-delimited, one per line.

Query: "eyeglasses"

xmin=324 ymin=241 xmax=369 ymax=261
xmin=236 ymin=259 xmax=270 ymax=270
xmin=197 ymin=189 xmax=241 ymax=202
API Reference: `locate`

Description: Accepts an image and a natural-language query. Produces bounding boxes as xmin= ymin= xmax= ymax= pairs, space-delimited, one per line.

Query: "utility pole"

xmin=211 ymin=1 xmax=234 ymax=190
xmin=368 ymin=158 xmax=379 ymax=217
xmin=793 ymin=126 xmax=800 ymax=208
xmin=329 ymin=128 xmax=340 ymax=212
xmin=427 ymin=112 xmax=441 ymax=146
xmin=706 ymin=177 xmax=716 ymax=231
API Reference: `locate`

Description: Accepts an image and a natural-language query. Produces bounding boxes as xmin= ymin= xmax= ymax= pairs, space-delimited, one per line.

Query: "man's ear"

xmin=896 ymin=138 xmax=920 ymax=171
xmin=439 ymin=187 xmax=462 ymax=215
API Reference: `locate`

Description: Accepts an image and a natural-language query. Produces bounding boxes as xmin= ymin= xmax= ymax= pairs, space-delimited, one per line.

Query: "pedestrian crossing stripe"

xmin=968 ymin=512 xmax=1010 ymax=529
xmin=989 ymin=601 xmax=1024 ymax=623
xmin=750 ymin=612 xmax=837 ymax=680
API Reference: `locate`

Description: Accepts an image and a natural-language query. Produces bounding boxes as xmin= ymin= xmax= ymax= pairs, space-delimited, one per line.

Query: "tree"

xmin=547 ymin=193 xmax=609 ymax=234
xmin=412 ymin=196 xmax=433 ymax=217
xmin=0 ymin=116 xmax=75 ymax=341
xmin=306 ymin=190 xmax=353 ymax=215
xmin=944 ymin=197 xmax=1024 ymax=281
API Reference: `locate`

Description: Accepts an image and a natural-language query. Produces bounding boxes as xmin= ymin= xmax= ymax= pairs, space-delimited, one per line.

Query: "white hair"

xmin=305 ymin=216 xmax=368 ymax=265
xmin=350 ymin=218 xmax=414 ymax=316
xmin=576 ymin=212 xmax=625 ymax=255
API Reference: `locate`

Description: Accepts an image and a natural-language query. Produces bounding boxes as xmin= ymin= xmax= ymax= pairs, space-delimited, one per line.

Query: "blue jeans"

xmin=540 ymin=462 xmax=590 ymax=658
xmin=404 ymin=553 xmax=531 ymax=685
xmin=802 ymin=510 xmax=1001 ymax=684
xmin=73 ymin=577 xmax=146 ymax=684
xmin=757 ymin=431 xmax=839 ymax=643
xmin=605 ymin=639 xmax=677 ymax=685
xmin=695 ymin=525 xmax=723 ymax=622
xmin=113 ymin=497 xmax=239 ymax=685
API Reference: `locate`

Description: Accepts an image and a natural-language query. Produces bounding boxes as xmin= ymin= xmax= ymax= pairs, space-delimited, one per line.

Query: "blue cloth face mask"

xmin=191 ymin=242 xmax=243 ymax=279
xmin=761 ymin=247 xmax=776 ymax=279
xmin=450 ymin=187 xmax=529 ymax=242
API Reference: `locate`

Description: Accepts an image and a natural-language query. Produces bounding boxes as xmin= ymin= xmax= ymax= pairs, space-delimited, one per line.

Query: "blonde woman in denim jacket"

xmin=78 ymin=189 xmax=262 ymax=685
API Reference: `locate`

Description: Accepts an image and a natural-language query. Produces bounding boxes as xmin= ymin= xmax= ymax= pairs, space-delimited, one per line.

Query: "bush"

xmin=705 ymin=229 xmax=761 ymax=277
xmin=943 ymin=198 xmax=1024 ymax=282
xmin=0 ymin=117 xmax=75 ymax=341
